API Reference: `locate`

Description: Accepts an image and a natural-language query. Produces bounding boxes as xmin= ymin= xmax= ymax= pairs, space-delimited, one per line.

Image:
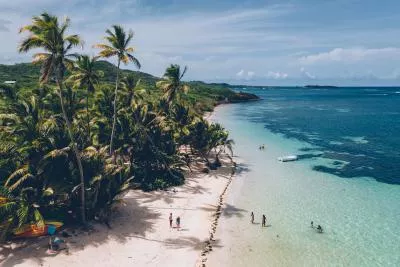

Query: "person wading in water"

xmin=262 ymin=215 xmax=266 ymax=227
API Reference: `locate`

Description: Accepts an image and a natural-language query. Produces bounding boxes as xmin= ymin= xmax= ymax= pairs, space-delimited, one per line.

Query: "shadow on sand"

xmin=0 ymin=196 xmax=160 ymax=267
xmin=0 ymin=154 xmax=238 ymax=266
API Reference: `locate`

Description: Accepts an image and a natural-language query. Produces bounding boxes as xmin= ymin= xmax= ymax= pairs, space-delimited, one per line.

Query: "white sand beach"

xmin=0 ymin=154 xmax=235 ymax=267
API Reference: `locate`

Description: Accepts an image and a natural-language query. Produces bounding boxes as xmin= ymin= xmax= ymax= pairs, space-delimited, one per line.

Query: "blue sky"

xmin=0 ymin=0 xmax=400 ymax=85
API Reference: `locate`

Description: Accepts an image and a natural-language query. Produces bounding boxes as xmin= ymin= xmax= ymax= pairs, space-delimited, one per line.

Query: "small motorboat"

xmin=278 ymin=155 xmax=298 ymax=162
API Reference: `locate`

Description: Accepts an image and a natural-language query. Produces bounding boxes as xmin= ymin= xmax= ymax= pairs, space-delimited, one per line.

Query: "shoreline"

xmin=197 ymin=158 xmax=236 ymax=267
xmin=1 ymin=108 xmax=237 ymax=267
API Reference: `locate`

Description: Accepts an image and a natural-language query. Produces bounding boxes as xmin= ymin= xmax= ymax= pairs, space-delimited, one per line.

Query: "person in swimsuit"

xmin=262 ymin=215 xmax=266 ymax=227
xmin=169 ymin=213 xmax=173 ymax=228
xmin=251 ymin=212 xmax=254 ymax=224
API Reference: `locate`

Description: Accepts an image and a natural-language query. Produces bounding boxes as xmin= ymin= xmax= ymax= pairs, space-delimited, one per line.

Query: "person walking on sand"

xmin=251 ymin=212 xmax=254 ymax=224
xmin=262 ymin=215 xmax=266 ymax=227
xmin=176 ymin=216 xmax=181 ymax=230
xmin=169 ymin=213 xmax=173 ymax=228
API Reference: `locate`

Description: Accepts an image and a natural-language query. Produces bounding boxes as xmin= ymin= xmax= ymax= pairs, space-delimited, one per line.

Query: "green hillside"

xmin=0 ymin=61 xmax=258 ymax=112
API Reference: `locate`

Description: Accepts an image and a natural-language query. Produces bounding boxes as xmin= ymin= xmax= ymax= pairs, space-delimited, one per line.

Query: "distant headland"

xmin=304 ymin=85 xmax=338 ymax=88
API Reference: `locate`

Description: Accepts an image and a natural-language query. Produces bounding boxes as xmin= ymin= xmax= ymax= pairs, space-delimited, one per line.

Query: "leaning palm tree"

xmin=156 ymin=64 xmax=189 ymax=105
xmin=67 ymin=55 xmax=103 ymax=141
xmin=94 ymin=25 xmax=141 ymax=155
xmin=18 ymin=13 xmax=87 ymax=224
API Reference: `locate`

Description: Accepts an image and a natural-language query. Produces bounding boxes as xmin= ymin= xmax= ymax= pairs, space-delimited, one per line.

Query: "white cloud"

xmin=236 ymin=69 xmax=245 ymax=77
xmin=266 ymin=71 xmax=288 ymax=79
xmin=299 ymin=47 xmax=400 ymax=65
xmin=300 ymin=67 xmax=316 ymax=79
xmin=236 ymin=70 xmax=255 ymax=80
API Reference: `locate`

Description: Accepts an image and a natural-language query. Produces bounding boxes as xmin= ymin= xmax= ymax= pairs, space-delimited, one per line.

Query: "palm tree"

xmin=68 ymin=55 xmax=103 ymax=141
xmin=156 ymin=64 xmax=189 ymax=105
xmin=94 ymin=25 xmax=141 ymax=155
xmin=18 ymin=13 xmax=87 ymax=224
xmin=122 ymin=74 xmax=142 ymax=107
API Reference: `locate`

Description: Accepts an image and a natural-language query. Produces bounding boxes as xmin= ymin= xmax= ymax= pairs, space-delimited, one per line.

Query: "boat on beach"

xmin=278 ymin=155 xmax=298 ymax=162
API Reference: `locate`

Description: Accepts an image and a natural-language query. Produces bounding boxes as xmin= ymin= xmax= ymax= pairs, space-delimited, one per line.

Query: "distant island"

xmin=304 ymin=85 xmax=338 ymax=88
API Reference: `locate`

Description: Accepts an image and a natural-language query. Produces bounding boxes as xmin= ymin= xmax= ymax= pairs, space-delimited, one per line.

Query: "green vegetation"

xmin=0 ymin=12 xmax=258 ymax=241
xmin=0 ymin=62 xmax=258 ymax=113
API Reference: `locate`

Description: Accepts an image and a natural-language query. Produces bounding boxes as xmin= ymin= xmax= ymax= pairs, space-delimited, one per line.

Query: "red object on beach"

xmin=13 ymin=221 xmax=63 ymax=238
xmin=14 ymin=225 xmax=48 ymax=238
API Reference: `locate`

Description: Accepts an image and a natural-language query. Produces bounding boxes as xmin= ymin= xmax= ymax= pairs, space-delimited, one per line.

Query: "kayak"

xmin=13 ymin=221 xmax=63 ymax=238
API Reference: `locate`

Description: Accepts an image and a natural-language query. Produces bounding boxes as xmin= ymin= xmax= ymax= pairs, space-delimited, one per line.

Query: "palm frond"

xmin=9 ymin=173 xmax=34 ymax=191
xmin=43 ymin=147 xmax=71 ymax=160
xmin=127 ymin=54 xmax=141 ymax=69
xmin=5 ymin=166 xmax=28 ymax=187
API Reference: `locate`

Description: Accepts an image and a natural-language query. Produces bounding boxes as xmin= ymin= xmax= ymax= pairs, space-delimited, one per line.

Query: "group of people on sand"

xmin=258 ymin=144 xmax=266 ymax=150
xmin=251 ymin=212 xmax=267 ymax=227
xmin=169 ymin=213 xmax=181 ymax=230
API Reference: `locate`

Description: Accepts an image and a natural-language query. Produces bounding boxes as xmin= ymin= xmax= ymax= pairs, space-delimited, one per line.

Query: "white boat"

xmin=278 ymin=155 xmax=298 ymax=162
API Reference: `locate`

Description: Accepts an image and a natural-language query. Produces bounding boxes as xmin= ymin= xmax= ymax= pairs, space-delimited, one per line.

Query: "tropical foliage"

xmin=94 ymin=25 xmax=141 ymax=156
xmin=0 ymin=12 xmax=237 ymax=241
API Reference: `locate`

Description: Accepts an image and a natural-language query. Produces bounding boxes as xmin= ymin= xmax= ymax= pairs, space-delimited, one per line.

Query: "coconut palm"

xmin=169 ymin=103 xmax=192 ymax=147
xmin=94 ymin=25 xmax=141 ymax=155
xmin=156 ymin=64 xmax=189 ymax=105
xmin=18 ymin=12 xmax=87 ymax=224
xmin=122 ymin=75 xmax=143 ymax=107
xmin=68 ymin=55 xmax=103 ymax=141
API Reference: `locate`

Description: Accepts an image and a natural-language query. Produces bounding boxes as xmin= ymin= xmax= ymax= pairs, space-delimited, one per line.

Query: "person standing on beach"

xmin=262 ymin=215 xmax=266 ymax=227
xmin=176 ymin=216 xmax=181 ymax=230
xmin=251 ymin=212 xmax=254 ymax=224
xmin=169 ymin=213 xmax=173 ymax=228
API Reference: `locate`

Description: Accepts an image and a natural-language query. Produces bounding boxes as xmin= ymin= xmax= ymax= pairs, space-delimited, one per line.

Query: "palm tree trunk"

xmin=56 ymin=73 xmax=86 ymax=225
xmin=86 ymin=90 xmax=90 ymax=143
xmin=110 ymin=59 xmax=121 ymax=156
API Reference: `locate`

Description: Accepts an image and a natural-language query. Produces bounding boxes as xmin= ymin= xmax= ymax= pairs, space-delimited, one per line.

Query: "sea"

xmin=208 ymin=87 xmax=400 ymax=267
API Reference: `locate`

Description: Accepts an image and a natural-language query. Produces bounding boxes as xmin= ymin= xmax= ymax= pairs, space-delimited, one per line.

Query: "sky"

xmin=0 ymin=0 xmax=400 ymax=86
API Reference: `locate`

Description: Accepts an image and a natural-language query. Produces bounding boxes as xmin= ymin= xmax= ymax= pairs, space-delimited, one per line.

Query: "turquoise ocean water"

xmin=208 ymin=87 xmax=400 ymax=267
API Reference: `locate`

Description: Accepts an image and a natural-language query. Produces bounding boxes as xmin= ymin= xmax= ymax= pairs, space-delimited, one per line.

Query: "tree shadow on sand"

xmin=199 ymin=203 xmax=247 ymax=219
xmin=234 ymin=162 xmax=251 ymax=175
xmin=181 ymin=183 xmax=210 ymax=195
xmin=133 ymin=190 xmax=185 ymax=205
xmin=163 ymin=236 xmax=222 ymax=250
xmin=222 ymin=204 xmax=247 ymax=219
xmin=122 ymin=235 xmax=222 ymax=251
xmin=199 ymin=204 xmax=218 ymax=213
xmin=0 ymin=196 xmax=160 ymax=267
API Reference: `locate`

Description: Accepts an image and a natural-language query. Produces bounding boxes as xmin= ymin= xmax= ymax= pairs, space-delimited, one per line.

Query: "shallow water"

xmin=233 ymin=87 xmax=400 ymax=184
xmin=209 ymin=99 xmax=400 ymax=267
